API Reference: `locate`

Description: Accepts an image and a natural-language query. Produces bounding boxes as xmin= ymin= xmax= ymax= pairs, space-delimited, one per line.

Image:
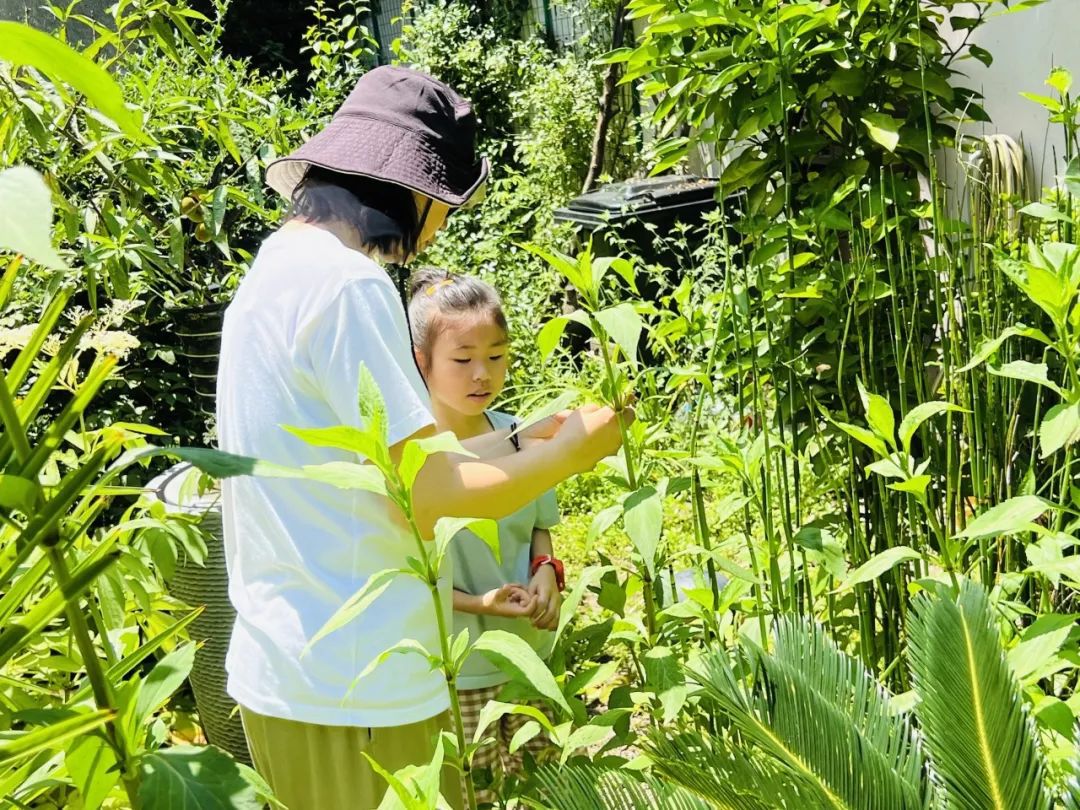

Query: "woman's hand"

xmin=518 ymin=411 xmax=572 ymax=450
xmin=480 ymin=584 xmax=537 ymax=619
xmin=528 ymin=566 xmax=562 ymax=631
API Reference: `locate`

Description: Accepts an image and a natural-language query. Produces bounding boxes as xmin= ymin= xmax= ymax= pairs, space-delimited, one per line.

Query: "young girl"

xmin=408 ymin=268 xmax=564 ymax=804
xmin=217 ymin=66 xmax=629 ymax=809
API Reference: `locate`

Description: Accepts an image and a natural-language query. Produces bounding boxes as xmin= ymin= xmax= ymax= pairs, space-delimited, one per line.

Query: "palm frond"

xmin=687 ymin=617 xmax=929 ymax=810
xmin=1061 ymin=727 xmax=1080 ymax=810
xmin=907 ymin=580 xmax=1051 ymax=810
xmin=532 ymin=762 xmax=714 ymax=810
xmin=646 ymin=729 xmax=815 ymax=810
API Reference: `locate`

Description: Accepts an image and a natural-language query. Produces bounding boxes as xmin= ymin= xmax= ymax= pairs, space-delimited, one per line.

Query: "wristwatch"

xmin=530 ymin=555 xmax=565 ymax=591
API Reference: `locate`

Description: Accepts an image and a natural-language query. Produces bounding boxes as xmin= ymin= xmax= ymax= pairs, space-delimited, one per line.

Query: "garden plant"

xmin=1 ymin=0 xmax=1080 ymax=808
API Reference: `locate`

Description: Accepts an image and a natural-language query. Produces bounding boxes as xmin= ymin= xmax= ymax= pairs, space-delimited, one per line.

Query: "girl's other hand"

xmin=480 ymin=584 xmax=537 ymax=619
xmin=528 ymin=566 xmax=561 ymax=631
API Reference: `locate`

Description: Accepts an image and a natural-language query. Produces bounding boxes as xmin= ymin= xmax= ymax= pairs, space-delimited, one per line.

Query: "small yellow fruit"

xmin=194 ymin=223 xmax=212 ymax=243
xmin=180 ymin=196 xmax=202 ymax=220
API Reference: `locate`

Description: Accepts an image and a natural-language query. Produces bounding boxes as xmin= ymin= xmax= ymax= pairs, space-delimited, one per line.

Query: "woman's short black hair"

xmin=289 ymin=166 xmax=422 ymax=260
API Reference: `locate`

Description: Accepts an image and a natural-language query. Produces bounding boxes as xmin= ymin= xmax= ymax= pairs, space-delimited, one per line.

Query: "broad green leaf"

xmin=1065 ymin=157 xmax=1080 ymax=198
xmin=399 ymin=431 xmax=473 ymax=490
xmin=1039 ymin=402 xmax=1080 ymax=459
xmin=296 ymin=461 xmax=388 ymax=496
xmin=956 ymin=496 xmax=1050 ymax=540
xmin=370 ymin=737 xmax=445 ymax=809
xmin=1019 ymin=202 xmax=1073 ymax=224
xmin=866 ymin=454 xmax=909 ymax=480
xmin=594 ymin=303 xmax=643 ymax=365
xmin=0 ymin=22 xmax=145 ymax=141
xmin=508 ymin=720 xmax=542 ymax=754
xmin=434 ymin=516 xmax=499 ymax=568
xmin=555 ymin=564 xmax=612 ymax=646
xmin=594 ymin=256 xmax=637 ymax=290
xmin=899 ymin=401 xmax=965 ymax=451
xmin=838 ymin=546 xmax=921 ymax=591
xmin=989 ymin=360 xmax=1064 ymax=395
xmin=135 ymin=642 xmax=196 ymax=724
xmin=959 ymin=325 xmax=1053 ymax=372
xmin=357 ymin=364 xmax=390 ymax=446
xmin=523 ymin=243 xmax=591 ymax=295
xmin=472 ymin=631 xmax=572 ymax=715
xmin=306 ymin=568 xmax=401 ymax=652
xmin=346 ymin=639 xmax=439 ymax=696
xmin=1008 ymin=613 xmax=1076 ymax=683
xmin=858 ymin=379 xmax=896 ymax=446
xmin=139 ymin=746 xmax=261 ymax=809
xmin=889 ymin=476 xmax=932 ymax=501
xmin=624 ymin=486 xmax=663 ymax=578
xmin=0 ymin=710 xmax=112 ymax=765
xmin=1047 ymin=67 xmax=1073 ymax=97
xmin=0 ymin=474 xmax=36 ymax=512
xmin=834 ymin=420 xmax=889 ymax=457
xmin=472 ymin=700 xmax=554 ymax=743
xmin=0 ymin=167 xmax=67 ymax=270
xmin=67 ymin=734 xmax=118 ymax=810
xmin=282 ymin=425 xmax=383 ymax=463
xmin=862 ymin=113 xmax=901 ymax=152
xmin=559 ymin=725 xmax=612 ymax=765
xmin=537 ymin=317 xmax=569 ymax=360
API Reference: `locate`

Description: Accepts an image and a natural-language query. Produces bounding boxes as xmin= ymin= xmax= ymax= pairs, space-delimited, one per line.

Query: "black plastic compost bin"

xmin=553 ymin=175 xmax=731 ymax=360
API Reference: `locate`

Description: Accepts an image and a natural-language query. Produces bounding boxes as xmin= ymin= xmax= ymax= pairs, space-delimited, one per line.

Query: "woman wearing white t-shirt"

xmin=216 ymin=66 xmax=629 ymax=809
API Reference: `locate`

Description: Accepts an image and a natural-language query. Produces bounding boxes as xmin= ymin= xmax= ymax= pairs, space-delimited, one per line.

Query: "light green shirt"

xmin=451 ymin=410 xmax=560 ymax=690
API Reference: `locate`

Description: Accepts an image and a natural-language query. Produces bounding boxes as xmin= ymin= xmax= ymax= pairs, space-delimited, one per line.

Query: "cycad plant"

xmin=537 ymin=581 xmax=1075 ymax=810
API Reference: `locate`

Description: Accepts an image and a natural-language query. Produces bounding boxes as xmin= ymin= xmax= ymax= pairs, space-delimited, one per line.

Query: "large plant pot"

xmin=171 ymin=302 xmax=226 ymax=419
xmin=148 ymin=463 xmax=251 ymax=765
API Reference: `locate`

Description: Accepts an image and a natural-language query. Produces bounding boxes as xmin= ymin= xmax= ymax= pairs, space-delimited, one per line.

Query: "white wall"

xmin=950 ymin=0 xmax=1080 ymax=187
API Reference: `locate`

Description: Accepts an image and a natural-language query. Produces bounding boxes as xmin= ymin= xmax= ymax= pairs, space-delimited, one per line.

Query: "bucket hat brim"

xmin=266 ymin=115 xmax=490 ymax=209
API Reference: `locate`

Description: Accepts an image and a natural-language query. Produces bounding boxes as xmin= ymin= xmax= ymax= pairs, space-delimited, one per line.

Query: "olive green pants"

xmin=240 ymin=706 xmax=464 ymax=810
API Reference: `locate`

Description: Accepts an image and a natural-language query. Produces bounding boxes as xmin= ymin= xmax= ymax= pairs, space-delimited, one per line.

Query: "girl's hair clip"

xmin=425 ymin=278 xmax=455 ymax=296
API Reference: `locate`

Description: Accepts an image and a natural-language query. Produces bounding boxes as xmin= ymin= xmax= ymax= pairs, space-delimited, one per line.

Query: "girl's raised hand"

xmin=518 ymin=411 xmax=572 ymax=449
xmin=480 ymin=584 xmax=537 ymax=619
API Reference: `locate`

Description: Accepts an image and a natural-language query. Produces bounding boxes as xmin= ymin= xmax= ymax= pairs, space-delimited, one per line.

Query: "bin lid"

xmin=553 ymin=175 xmax=719 ymax=228
xmin=145 ymin=462 xmax=221 ymax=515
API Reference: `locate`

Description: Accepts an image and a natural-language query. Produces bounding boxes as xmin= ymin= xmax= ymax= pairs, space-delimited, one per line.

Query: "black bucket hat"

xmin=266 ymin=66 xmax=489 ymax=208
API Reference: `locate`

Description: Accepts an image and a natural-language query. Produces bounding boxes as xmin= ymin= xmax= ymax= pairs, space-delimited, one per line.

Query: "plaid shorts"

xmin=457 ymin=685 xmax=552 ymax=806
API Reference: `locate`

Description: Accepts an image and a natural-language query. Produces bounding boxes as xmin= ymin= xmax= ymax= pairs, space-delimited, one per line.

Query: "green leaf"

xmin=537 ymin=317 xmax=569 ymax=360
xmin=296 ymin=462 xmax=388 ymax=496
xmin=624 ymin=486 xmax=663 ymax=578
xmin=988 ymin=360 xmax=1064 ymax=395
xmin=1047 ymin=67 xmax=1073 ymax=97
xmin=889 ymin=476 xmax=932 ymax=500
xmin=306 ymin=568 xmax=401 ymax=652
xmin=0 ymin=22 xmax=145 ymax=141
xmin=473 ymin=701 xmax=554 ymax=744
xmin=1019 ymin=202 xmax=1073 ymax=224
xmin=559 ymin=725 xmax=612 ymax=765
xmin=0 ymin=474 xmax=37 ymax=512
xmin=1039 ymin=402 xmax=1080 ymax=459
xmin=282 ymin=425 xmax=384 ymax=463
xmin=838 ymin=546 xmax=921 ymax=591
xmin=434 ymin=516 xmax=499 ymax=568
xmin=1008 ymin=613 xmax=1076 ymax=683
xmin=834 ymin=420 xmax=889 ymax=457
xmin=472 ymin=631 xmax=572 ymax=715
xmin=67 ymin=734 xmax=118 ymax=810
xmin=0 ymin=167 xmax=67 ymax=270
xmin=956 ymin=496 xmax=1050 ymax=540
xmin=960 ymin=325 xmax=1053 ymax=372
xmin=858 ymin=379 xmax=896 ymax=446
xmin=139 ymin=746 xmax=262 ymax=809
xmin=908 ymin=581 xmax=1052 ymax=810
xmin=0 ymin=710 xmax=113 ymax=765
xmin=594 ymin=303 xmax=643 ymax=364
xmin=862 ymin=113 xmax=902 ymax=152
xmin=346 ymin=639 xmax=439 ymax=696
xmin=899 ymin=401 xmax=965 ymax=451
xmin=135 ymin=642 xmax=196 ymax=724
xmin=508 ymin=721 xmax=542 ymax=754
xmin=399 ymin=431 xmax=473 ymax=490
xmin=523 ymin=243 xmax=591 ymax=296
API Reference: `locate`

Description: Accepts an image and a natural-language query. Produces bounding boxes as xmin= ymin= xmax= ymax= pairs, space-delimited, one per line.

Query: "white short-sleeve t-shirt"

xmin=216 ymin=223 xmax=444 ymax=727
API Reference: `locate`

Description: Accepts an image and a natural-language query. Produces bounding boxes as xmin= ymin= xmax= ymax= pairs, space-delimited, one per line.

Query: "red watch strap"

xmin=531 ymin=555 xmax=565 ymax=591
